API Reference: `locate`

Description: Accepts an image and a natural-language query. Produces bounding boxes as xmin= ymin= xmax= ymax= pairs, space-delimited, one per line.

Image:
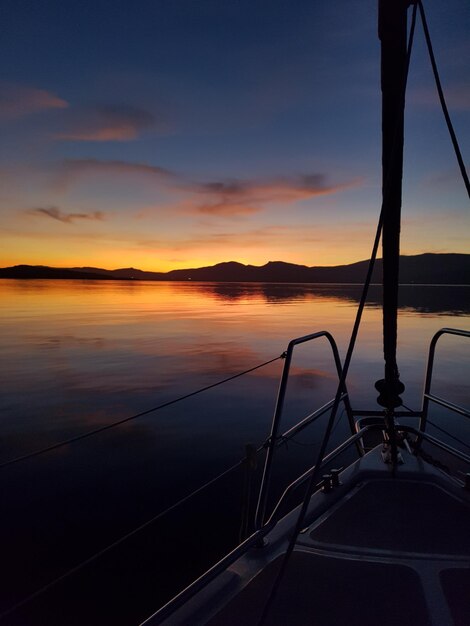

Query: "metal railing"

xmin=254 ymin=331 xmax=355 ymax=530
xmin=148 ymin=418 xmax=470 ymax=624
xmin=146 ymin=422 xmax=372 ymax=625
xmin=420 ymin=328 xmax=470 ymax=435
xmin=256 ymin=327 xmax=470 ymax=530
xmin=146 ymin=328 xmax=470 ymax=624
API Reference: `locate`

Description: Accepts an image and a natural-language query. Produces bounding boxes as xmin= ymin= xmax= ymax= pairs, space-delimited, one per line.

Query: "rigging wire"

xmin=426 ymin=419 xmax=470 ymax=453
xmin=0 ymin=457 xmax=246 ymax=621
xmin=1 ymin=393 xmax=339 ymax=618
xmin=401 ymin=402 xmax=470 ymax=453
xmin=258 ymin=179 xmax=384 ymax=626
xmin=257 ymin=5 xmax=419 ymax=623
xmin=1 ymin=391 xmax=326 ymax=617
xmin=418 ymin=0 xmax=470 ymax=199
xmin=282 ymin=407 xmax=346 ymax=448
xmin=0 ymin=354 xmax=283 ymax=470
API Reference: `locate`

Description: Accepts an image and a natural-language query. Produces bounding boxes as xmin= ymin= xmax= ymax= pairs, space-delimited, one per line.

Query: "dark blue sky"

xmin=1 ymin=0 xmax=468 ymax=269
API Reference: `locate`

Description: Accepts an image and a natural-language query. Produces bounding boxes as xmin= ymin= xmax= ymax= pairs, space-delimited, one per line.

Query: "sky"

xmin=0 ymin=0 xmax=468 ymax=271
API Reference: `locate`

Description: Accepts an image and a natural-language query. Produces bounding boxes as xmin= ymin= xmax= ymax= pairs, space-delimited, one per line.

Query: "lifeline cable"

xmin=284 ymin=406 xmax=346 ymax=447
xmin=0 ymin=354 xmax=283 ymax=470
xmin=426 ymin=419 xmax=470 ymax=453
xmin=401 ymin=402 xmax=470 ymax=453
xmin=0 ymin=382 xmax=350 ymax=618
xmin=0 ymin=456 xmax=246 ymax=621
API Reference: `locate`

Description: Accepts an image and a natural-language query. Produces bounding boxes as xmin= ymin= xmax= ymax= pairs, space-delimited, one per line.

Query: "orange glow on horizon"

xmin=0 ymin=245 xmax=464 ymax=273
xmin=0 ymin=233 xmax=365 ymax=271
xmin=2 ymin=216 xmax=468 ymax=273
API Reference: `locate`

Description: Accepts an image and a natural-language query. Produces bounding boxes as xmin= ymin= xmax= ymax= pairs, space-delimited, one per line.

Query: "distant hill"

xmin=164 ymin=254 xmax=470 ymax=284
xmin=0 ymin=254 xmax=469 ymax=284
xmin=0 ymin=265 xmax=118 ymax=280
xmin=70 ymin=266 xmax=167 ymax=280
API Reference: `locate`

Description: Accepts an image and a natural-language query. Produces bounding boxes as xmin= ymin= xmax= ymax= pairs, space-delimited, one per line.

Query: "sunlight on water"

xmin=2 ymin=280 xmax=468 ymax=455
xmin=0 ymin=279 xmax=468 ymax=625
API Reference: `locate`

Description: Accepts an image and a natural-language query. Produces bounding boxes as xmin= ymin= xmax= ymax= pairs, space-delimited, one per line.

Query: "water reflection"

xmin=1 ymin=279 xmax=468 ymax=454
xmin=0 ymin=279 xmax=468 ymax=625
xmin=187 ymin=281 xmax=470 ymax=314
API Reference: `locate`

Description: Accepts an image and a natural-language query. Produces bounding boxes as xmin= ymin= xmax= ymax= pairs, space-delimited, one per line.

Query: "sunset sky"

xmin=1 ymin=0 xmax=468 ymax=271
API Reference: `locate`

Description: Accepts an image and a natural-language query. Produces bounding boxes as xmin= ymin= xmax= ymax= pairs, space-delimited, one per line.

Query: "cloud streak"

xmin=55 ymin=105 xmax=156 ymax=141
xmin=137 ymin=225 xmax=326 ymax=252
xmin=409 ymin=83 xmax=470 ymax=111
xmin=185 ymin=173 xmax=356 ymax=216
xmin=27 ymin=207 xmax=105 ymax=223
xmin=0 ymin=83 xmax=68 ymax=120
xmin=59 ymin=158 xmax=173 ymax=178
xmin=52 ymin=159 xmax=351 ymax=209
xmin=52 ymin=158 xmax=176 ymax=191
xmin=42 ymin=157 xmax=356 ymax=219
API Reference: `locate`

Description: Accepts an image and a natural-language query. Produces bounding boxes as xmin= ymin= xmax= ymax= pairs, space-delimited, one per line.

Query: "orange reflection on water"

xmin=2 ymin=280 xmax=468 ymax=413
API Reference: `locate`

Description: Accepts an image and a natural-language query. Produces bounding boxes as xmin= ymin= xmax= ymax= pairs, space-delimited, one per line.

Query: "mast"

xmin=375 ymin=0 xmax=412 ymax=413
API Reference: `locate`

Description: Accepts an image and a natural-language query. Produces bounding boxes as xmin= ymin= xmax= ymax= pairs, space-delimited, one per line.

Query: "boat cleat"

xmin=381 ymin=443 xmax=404 ymax=465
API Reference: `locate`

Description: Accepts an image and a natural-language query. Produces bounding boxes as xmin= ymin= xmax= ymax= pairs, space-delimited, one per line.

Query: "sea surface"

xmin=1 ymin=279 xmax=469 ymax=625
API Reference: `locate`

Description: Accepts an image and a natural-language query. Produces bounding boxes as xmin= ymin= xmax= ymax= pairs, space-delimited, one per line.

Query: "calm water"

xmin=1 ymin=280 xmax=469 ymax=625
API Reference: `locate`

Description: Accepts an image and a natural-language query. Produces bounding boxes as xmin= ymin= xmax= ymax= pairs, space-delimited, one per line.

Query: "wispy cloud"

xmin=55 ymin=105 xmax=156 ymax=141
xmin=423 ymin=168 xmax=465 ymax=187
xmin=409 ymin=83 xmax=470 ymax=111
xmin=27 ymin=206 xmax=105 ymax=223
xmin=0 ymin=82 xmax=68 ymax=120
xmin=59 ymin=158 xmax=174 ymax=178
xmin=52 ymin=158 xmax=176 ymax=191
xmin=192 ymin=201 xmax=260 ymax=216
xmin=44 ymin=158 xmax=356 ymax=218
xmin=188 ymin=226 xmax=292 ymax=246
xmin=185 ymin=174 xmax=356 ymax=216
xmin=137 ymin=226 xmax=325 ymax=252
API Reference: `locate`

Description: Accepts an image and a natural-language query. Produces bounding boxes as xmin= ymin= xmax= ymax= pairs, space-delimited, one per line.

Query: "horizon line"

xmin=2 ymin=251 xmax=468 ymax=274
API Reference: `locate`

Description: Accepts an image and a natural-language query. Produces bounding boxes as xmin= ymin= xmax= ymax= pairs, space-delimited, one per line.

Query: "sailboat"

xmin=141 ymin=1 xmax=470 ymax=625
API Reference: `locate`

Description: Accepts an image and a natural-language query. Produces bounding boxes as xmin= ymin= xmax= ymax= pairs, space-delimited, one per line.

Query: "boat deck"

xmin=208 ymin=552 xmax=431 ymax=626
xmin=147 ymin=448 xmax=470 ymax=626
xmin=209 ymin=478 xmax=470 ymax=626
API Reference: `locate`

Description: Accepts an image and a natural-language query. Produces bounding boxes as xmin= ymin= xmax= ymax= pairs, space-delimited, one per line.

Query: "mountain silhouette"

xmin=0 ymin=254 xmax=468 ymax=284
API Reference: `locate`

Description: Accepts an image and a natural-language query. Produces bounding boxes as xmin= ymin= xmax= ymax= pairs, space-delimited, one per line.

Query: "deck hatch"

xmin=310 ymin=479 xmax=470 ymax=555
xmin=207 ymin=551 xmax=430 ymax=626
xmin=440 ymin=568 xmax=470 ymax=626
